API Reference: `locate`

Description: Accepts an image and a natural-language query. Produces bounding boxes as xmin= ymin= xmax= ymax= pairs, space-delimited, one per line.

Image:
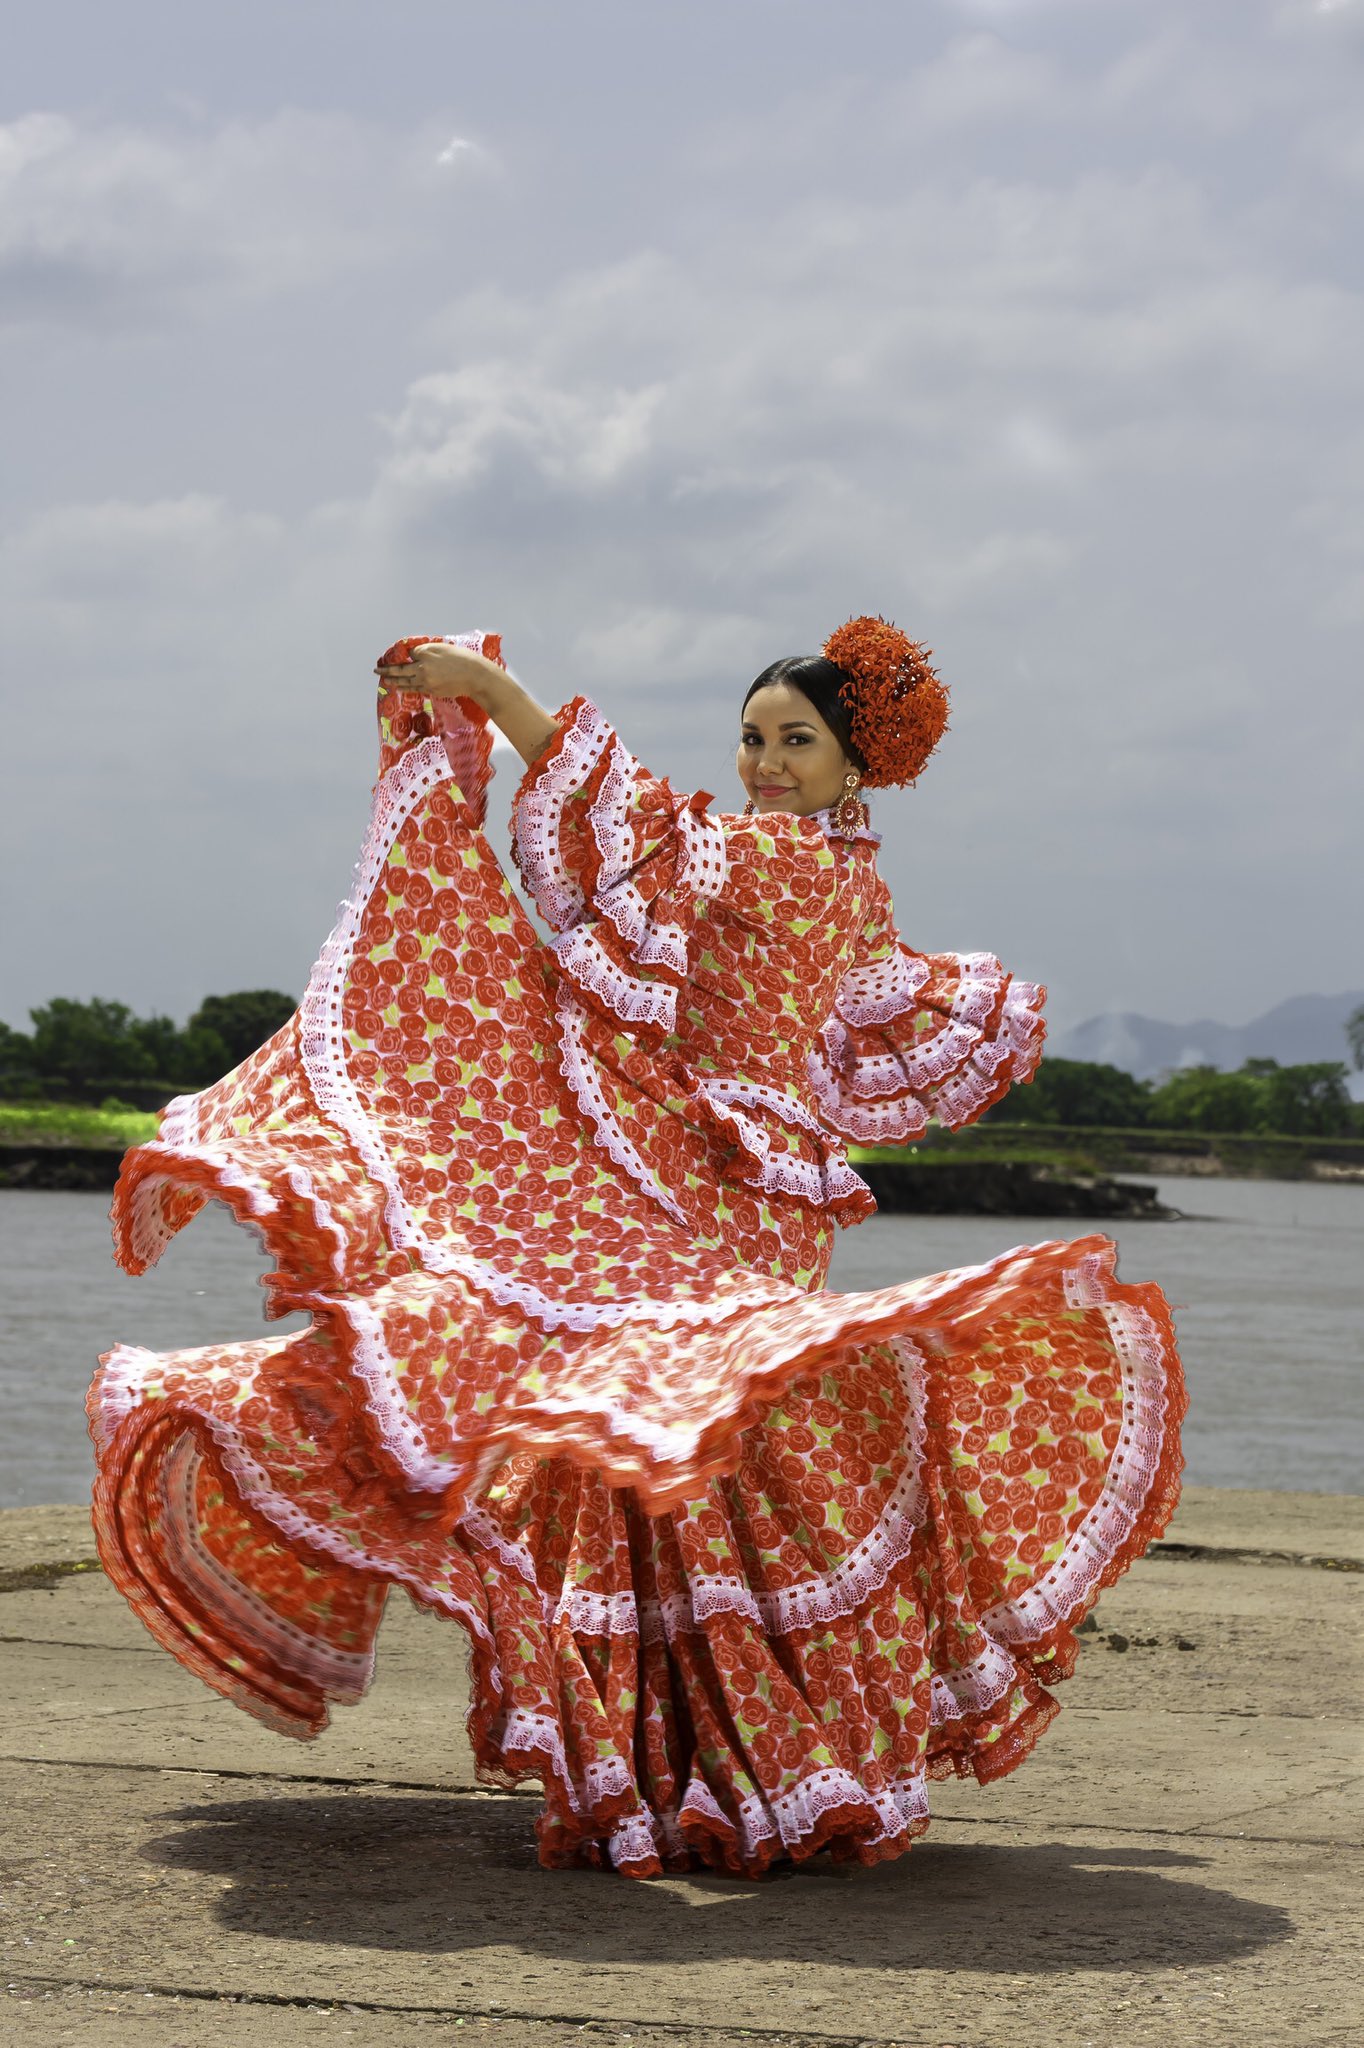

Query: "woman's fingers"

xmin=374 ymin=639 xmax=494 ymax=705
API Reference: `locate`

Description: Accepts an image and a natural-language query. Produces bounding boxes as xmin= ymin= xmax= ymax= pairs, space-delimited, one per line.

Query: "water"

xmin=1 ymin=1179 xmax=1360 ymax=1510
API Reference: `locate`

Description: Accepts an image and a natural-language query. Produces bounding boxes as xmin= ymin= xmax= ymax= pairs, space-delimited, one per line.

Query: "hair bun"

xmin=821 ymin=614 xmax=949 ymax=788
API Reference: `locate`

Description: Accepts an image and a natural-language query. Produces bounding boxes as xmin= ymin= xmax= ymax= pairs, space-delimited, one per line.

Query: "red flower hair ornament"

xmin=821 ymin=615 xmax=949 ymax=788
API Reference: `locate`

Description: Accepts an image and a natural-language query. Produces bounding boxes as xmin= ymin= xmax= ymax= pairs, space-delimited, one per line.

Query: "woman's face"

xmin=737 ymin=681 xmax=855 ymax=816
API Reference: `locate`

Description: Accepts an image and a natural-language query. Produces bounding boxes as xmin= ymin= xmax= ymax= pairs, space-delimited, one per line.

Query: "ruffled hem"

xmin=89 ymin=1230 xmax=1182 ymax=1876
xmin=102 ymin=1056 xmax=1178 ymax=1524
xmin=88 ymin=1223 xmax=1183 ymax=1665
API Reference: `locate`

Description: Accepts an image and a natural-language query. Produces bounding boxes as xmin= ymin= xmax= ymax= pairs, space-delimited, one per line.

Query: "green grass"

xmin=850 ymin=1122 xmax=1364 ymax=1179
xmin=849 ymin=1141 xmax=1108 ymax=1174
xmin=0 ymin=1102 xmax=159 ymax=1148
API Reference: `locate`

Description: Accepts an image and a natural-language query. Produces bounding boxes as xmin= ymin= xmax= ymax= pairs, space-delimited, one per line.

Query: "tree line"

xmin=987 ymin=1055 xmax=1360 ymax=1138
xmin=0 ymin=993 xmax=297 ymax=1107
xmin=1 ymin=993 xmax=1361 ymax=1137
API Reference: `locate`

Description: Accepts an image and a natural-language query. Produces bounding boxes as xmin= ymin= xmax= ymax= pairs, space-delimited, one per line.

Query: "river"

xmin=1 ymin=1179 xmax=1360 ymax=1510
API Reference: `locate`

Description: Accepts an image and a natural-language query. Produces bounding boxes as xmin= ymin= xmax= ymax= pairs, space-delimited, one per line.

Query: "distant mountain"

xmin=1052 ymin=991 xmax=1364 ymax=1081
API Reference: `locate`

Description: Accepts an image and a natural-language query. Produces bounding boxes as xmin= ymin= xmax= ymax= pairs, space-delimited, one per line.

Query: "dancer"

xmin=89 ymin=617 xmax=1185 ymax=1877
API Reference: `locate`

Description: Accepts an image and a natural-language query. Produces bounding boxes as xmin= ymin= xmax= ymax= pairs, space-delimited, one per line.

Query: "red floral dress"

xmin=89 ymin=640 xmax=1186 ymax=1878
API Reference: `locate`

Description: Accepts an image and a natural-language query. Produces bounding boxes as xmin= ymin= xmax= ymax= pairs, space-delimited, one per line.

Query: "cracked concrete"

xmin=2 ymin=1488 xmax=1361 ymax=2048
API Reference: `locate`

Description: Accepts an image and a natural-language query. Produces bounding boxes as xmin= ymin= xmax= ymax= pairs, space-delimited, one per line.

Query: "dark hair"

xmin=741 ymin=656 xmax=868 ymax=773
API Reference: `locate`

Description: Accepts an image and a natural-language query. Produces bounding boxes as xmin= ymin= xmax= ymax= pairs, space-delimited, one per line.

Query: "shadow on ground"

xmin=145 ymin=1790 xmax=1293 ymax=1975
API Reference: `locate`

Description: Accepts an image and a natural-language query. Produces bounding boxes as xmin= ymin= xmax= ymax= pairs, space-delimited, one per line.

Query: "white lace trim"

xmin=733 ymin=1766 xmax=928 ymax=1856
xmin=808 ymin=960 xmax=1044 ymax=1143
xmin=90 ymin=1341 xmax=156 ymax=1449
xmin=294 ymin=732 xmax=787 ymax=1334
xmin=694 ymin=1074 xmax=872 ymax=1212
xmin=124 ymin=1087 xmax=208 ymax=1269
xmin=806 ymin=1045 xmax=931 ymax=1145
xmin=552 ymin=1582 xmax=642 ymax=1634
xmin=608 ymin=1811 xmax=661 ymax=1869
xmin=929 ymin=1635 xmax=1019 ymax=1727
xmin=427 ymin=633 xmax=497 ymax=822
xmin=949 ymin=953 xmax=1009 ymax=1030
xmin=589 ymin=1764 xmax=930 ymax=1867
xmin=161 ymin=1436 xmax=375 ymax=1700
xmin=679 ymin=1778 xmax=730 ymax=1834
xmin=842 ymin=1022 xmax=985 ymax=1103
xmin=283 ymin=1165 xmax=348 ymax=1282
xmin=91 ymin=1343 xmax=495 ymax=1650
xmin=550 ymin=923 xmax=679 ymax=1034
xmin=495 ymin=1706 xmax=634 ymax=1816
xmin=553 ymin=987 xmax=690 ymax=1228
xmin=458 ymin=1504 xmax=543 ymax=1589
xmin=583 ymin=732 xmax=697 ymax=978
xmin=511 ymin=698 xmax=611 ymax=930
xmin=981 ymin=1250 xmax=1174 ymax=1646
xmin=519 ymin=705 xmax=727 ymax=1040
xmin=484 ymin=1337 xmax=927 ymax=1643
xmin=158 ymin=1092 xmax=203 ymax=1147
xmin=336 ymin=1295 xmax=461 ymax=1494
xmin=835 ymin=948 xmax=932 ymax=1028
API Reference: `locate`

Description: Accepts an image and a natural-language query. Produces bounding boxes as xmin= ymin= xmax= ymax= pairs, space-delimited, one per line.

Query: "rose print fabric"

xmin=89 ymin=644 xmax=1185 ymax=1877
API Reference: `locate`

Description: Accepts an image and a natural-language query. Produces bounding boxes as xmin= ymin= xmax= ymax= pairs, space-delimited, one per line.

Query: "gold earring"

xmin=742 ymin=797 xmax=756 ymax=816
xmin=834 ymin=771 xmax=867 ymax=838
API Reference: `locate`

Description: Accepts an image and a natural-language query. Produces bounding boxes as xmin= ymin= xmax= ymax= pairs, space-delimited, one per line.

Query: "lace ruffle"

xmin=808 ymin=948 xmax=1046 ymax=1144
xmin=552 ymin=988 xmax=876 ymax=1227
xmin=512 ymin=697 xmax=727 ymax=1047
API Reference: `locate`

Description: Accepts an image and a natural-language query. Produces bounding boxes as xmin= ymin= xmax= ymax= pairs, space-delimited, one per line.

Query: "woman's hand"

xmin=374 ymin=634 xmax=562 ymax=769
xmin=375 ymin=639 xmax=508 ymax=710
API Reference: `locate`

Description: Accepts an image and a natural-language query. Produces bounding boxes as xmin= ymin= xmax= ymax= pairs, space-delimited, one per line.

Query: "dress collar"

xmin=808 ymin=805 xmax=881 ymax=848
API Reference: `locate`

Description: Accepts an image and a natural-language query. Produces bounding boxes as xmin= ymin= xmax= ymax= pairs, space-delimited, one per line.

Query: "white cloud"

xmin=0 ymin=107 xmax=496 ymax=327
xmin=0 ymin=1 xmax=1360 ymax=1035
xmin=386 ymin=364 xmax=668 ymax=494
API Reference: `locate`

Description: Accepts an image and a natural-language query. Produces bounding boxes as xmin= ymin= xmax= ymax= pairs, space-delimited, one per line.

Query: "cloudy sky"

xmin=2 ymin=0 xmax=1361 ymax=1039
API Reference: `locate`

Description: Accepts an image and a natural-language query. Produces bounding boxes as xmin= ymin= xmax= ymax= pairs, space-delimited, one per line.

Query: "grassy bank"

xmin=849 ymin=1124 xmax=1364 ymax=1179
xmin=4 ymin=1101 xmax=1361 ymax=1182
xmin=0 ymin=1103 xmax=158 ymax=1149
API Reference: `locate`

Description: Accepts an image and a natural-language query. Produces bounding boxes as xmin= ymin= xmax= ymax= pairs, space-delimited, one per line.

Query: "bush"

xmin=1147 ymin=1058 xmax=1355 ymax=1138
xmin=987 ymin=1052 xmax=1358 ymax=1139
xmin=0 ymin=990 xmax=296 ymax=1104
xmin=986 ymin=1057 xmax=1151 ymax=1128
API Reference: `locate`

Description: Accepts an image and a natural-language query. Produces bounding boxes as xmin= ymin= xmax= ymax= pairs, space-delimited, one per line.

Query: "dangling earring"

xmin=834 ymin=771 xmax=867 ymax=838
xmin=742 ymin=797 xmax=756 ymax=816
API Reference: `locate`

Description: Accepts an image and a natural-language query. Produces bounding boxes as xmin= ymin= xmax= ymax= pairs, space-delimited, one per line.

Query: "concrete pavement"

xmin=2 ymin=1488 xmax=1360 ymax=2048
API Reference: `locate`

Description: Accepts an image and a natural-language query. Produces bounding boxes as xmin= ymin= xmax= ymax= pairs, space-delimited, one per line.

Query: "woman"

xmin=89 ymin=616 xmax=1185 ymax=1878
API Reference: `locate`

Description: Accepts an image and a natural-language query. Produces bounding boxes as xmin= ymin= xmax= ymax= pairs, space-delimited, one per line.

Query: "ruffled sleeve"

xmin=511 ymin=697 xmax=728 ymax=1044
xmin=808 ymin=876 xmax=1046 ymax=1144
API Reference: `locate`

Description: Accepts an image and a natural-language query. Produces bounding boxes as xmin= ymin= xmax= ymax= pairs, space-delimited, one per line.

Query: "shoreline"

xmin=0 ymin=1141 xmax=1176 ymax=1218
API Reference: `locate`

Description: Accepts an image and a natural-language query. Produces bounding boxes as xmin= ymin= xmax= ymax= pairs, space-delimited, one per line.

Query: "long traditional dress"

xmin=89 ymin=639 xmax=1186 ymax=1878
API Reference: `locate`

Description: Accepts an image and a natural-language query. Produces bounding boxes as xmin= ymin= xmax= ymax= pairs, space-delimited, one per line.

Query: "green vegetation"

xmin=0 ymin=991 xmax=295 ymax=1108
xmin=849 ymin=1122 xmax=1364 ymax=1180
xmin=986 ymin=1055 xmax=1361 ymax=1139
xmin=0 ymin=1102 xmax=158 ymax=1147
